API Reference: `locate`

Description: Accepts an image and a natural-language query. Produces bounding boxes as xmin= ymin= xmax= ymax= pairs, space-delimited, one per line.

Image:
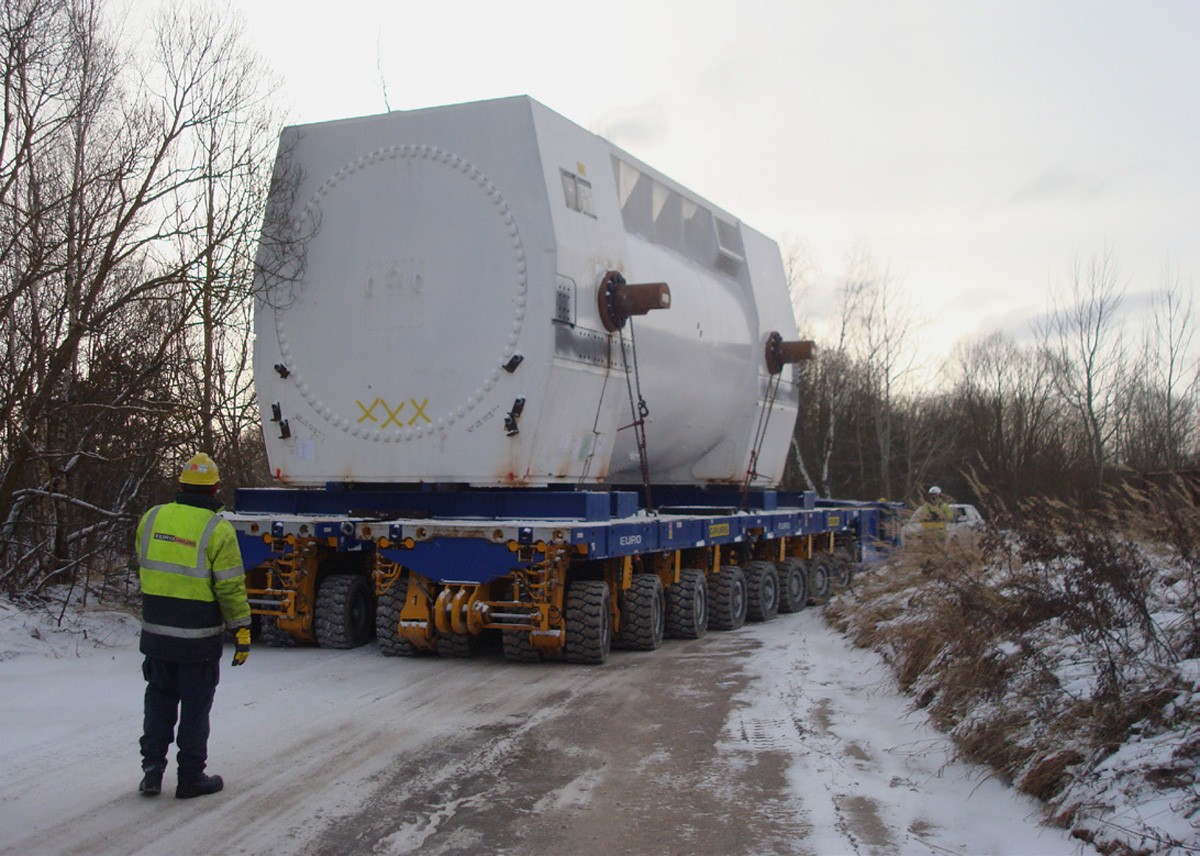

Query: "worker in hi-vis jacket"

xmin=911 ymin=485 xmax=955 ymax=543
xmin=135 ymin=453 xmax=250 ymax=799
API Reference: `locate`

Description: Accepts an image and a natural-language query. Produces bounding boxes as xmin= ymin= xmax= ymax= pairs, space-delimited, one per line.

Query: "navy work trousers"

xmin=140 ymin=656 xmax=220 ymax=781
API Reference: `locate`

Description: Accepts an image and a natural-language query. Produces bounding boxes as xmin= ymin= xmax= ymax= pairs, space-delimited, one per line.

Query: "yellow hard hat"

xmin=180 ymin=453 xmax=220 ymax=486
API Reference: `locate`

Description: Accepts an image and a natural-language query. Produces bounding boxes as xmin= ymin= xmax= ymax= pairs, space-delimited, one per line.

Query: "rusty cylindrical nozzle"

xmin=765 ymin=331 xmax=816 ymax=374
xmin=597 ymin=271 xmax=671 ymax=332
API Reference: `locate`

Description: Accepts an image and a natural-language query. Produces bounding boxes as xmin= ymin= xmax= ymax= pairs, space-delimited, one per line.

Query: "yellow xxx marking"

xmin=355 ymin=397 xmax=433 ymax=426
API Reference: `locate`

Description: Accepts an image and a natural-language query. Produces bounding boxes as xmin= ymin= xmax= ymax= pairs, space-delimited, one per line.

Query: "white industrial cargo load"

xmin=253 ymin=96 xmax=806 ymax=488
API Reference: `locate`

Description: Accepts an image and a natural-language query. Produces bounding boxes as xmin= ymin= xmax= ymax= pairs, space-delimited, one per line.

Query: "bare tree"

xmin=950 ymin=332 xmax=1072 ymax=504
xmin=0 ymin=0 xmax=281 ymax=598
xmin=784 ymin=241 xmax=1189 ymax=504
xmin=1040 ymin=248 xmax=1129 ymax=491
xmin=785 ymin=242 xmax=934 ymax=501
xmin=850 ymin=246 xmax=920 ymax=499
xmin=1142 ymin=263 xmax=1197 ymax=470
xmin=154 ymin=2 xmax=281 ymax=484
xmin=786 ymin=241 xmax=869 ymax=496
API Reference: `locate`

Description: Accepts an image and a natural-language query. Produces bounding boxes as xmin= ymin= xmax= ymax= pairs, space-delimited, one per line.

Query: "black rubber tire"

xmin=743 ymin=560 xmax=780 ymax=622
xmin=314 ymin=574 xmax=374 ymax=649
xmin=502 ymin=630 xmax=541 ymax=662
xmin=808 ymin=558 xmax=833 ymax=604
xmin=257 ymin=617 xmax=299 ymax=647
xmin=776 ymin=559 xmax=809 ymax=614
xmin=375 ymin=581 xmax=417 ymax=657
xmin=709 ymin=566 xmax=748 ymax=631
xmin=830 ymin=550 xmax=855 ymax=589
xmin=564 ymin=580 xmax=612 ymax=664
xmin=614 ymin=574 xmax=665 ymax=650
xmin=665 ymin=568 xmax=708 ymax=639
xmin=435 ymin=632 xmax=481 ymax=658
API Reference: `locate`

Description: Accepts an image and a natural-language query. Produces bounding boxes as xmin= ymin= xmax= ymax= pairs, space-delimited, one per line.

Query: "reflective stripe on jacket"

xmin=137 ymin=497 xmax=250 ymax=662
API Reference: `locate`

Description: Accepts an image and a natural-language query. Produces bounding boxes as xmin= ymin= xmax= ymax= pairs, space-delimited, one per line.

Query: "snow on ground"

xmin=829 ymin=534 xmax=1200 ymax=856
xmin=0 ymin=595 xmax=1096 ymax=856
xmin=723 ymin=617 xmax=1087 ymax=855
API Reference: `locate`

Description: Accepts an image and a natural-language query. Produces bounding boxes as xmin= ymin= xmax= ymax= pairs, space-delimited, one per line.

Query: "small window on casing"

xmin=561 ymin=169 xmax=596 ymax=218
xmin=561 ymin=170 xmax=578 ymax=210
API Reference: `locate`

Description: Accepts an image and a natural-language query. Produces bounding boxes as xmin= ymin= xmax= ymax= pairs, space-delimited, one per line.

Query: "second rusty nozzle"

xmin=765 ymin=331 xmax=816 ymax=374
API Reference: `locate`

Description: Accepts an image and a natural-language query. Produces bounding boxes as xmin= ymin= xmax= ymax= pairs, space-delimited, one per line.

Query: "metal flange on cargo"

xmin=597 ymin=270 xmax=671 ymax=332
xmin=764 ymin=331 xmax=816 ymax=374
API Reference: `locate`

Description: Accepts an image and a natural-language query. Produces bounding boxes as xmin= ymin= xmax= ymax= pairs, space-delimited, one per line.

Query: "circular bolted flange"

xmin=765 ymin=331 xmax=816 ymax=374
xmin=597 ymin=270 xmax=672 ymax=332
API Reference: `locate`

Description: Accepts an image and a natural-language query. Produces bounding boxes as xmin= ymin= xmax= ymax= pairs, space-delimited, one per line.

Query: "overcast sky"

xmin=235 ymin=0 xmax=1199 ymax=372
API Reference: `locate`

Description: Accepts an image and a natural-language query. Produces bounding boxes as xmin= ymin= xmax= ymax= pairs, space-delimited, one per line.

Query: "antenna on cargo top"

xmin=376 ymin=31 xmax=392 ymax=113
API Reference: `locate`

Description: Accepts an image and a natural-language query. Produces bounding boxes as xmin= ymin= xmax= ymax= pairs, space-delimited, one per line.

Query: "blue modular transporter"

xmin=225 ymin=486 xmax=900 ymax=664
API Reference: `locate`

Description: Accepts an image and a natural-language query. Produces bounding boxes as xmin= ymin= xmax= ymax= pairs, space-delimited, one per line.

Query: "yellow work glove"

xmin=231 ymin=627 xmax=251 ymax=666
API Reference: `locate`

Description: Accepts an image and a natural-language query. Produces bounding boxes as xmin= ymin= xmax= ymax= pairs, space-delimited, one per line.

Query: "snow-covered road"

xmin=0 ymin=604 xmax=1093 ymax=855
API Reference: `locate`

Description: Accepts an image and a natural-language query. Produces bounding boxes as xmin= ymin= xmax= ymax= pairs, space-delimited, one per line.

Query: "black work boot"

xmin=175 ymin=774 xmax=224 ymax=799
xmin=138 ymin=770 xmax=163 ymax=797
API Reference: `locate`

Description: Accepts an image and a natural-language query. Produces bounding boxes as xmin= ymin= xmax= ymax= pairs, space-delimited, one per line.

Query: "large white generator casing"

xmin=253 ymin=96 xmax=801 ymax=488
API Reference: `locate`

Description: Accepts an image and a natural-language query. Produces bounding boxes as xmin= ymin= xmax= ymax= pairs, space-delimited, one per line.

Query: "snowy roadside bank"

xmin=829 ymin=523 xmax=1200 ymax=856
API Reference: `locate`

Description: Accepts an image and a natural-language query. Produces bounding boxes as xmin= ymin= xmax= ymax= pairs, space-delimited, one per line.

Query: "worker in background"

xmin=912 ymin=485 xmax=954 ymax=541
xmin=136 ymin=453 xmax=251 ymax=799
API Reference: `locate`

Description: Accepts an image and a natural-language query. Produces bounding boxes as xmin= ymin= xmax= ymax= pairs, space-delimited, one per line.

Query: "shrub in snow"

xmin=827 ymin=485 xmax=1200 ymax=855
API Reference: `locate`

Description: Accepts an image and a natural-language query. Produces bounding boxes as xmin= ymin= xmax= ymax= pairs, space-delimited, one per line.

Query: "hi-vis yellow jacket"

xmin=137 ymin=494 xmax=251 ymax=662
xmin=914 ymin=500 xmax=954 ymax=524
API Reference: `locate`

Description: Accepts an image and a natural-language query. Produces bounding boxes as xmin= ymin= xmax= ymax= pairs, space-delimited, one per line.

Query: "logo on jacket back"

xmin=153 ymin=533 xmax=198 ymax=548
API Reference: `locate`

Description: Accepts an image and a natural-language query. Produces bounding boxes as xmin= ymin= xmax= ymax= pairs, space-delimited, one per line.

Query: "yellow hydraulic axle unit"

xmin=246 ymin=538 xmax=321 ymax=642
xmin=375 ymin=541 xmax=573 ymax=656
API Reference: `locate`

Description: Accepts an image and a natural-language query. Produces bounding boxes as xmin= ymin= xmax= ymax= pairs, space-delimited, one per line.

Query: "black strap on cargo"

xmin=741 ymin=371 xmax=782 ymax=509
xmin=618 ymin=320 xmax=655 ymax=513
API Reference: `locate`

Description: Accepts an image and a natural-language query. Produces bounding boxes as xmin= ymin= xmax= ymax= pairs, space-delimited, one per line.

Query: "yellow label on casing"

xmin=356 ymin=397 xmax=431 ymax=427
xmin=709 ymin=523 xmax=730 ymax=538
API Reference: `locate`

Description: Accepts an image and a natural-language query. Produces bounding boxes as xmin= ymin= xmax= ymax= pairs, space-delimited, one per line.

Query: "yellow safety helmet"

xmin=180 ymin=452 xmax=220 ymax=486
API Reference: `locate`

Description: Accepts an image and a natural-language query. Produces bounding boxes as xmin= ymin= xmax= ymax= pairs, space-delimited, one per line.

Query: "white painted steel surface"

xmin=253 ymin=97 xmax=800 ymax=487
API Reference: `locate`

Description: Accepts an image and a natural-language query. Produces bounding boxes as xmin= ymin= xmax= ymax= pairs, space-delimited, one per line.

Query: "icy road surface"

xmin=0 ymin=607 xmax=1093 ymax=856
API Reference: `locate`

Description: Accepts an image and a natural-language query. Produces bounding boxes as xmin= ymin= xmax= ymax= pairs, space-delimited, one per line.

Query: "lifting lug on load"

xmin=597 ymin=270 xmax=671 ymax=332
xmin=269 ymin=402 xmax=291 ymax=440
xmin=764 ymin=331 xmax=816 ymax=375
xmin=503 ymin=398 xmax=526 ymax=436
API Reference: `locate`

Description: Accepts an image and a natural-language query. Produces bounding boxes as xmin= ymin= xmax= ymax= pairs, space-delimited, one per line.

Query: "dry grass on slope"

xmin=827 ymin=487 xmax=1200 ymax=855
